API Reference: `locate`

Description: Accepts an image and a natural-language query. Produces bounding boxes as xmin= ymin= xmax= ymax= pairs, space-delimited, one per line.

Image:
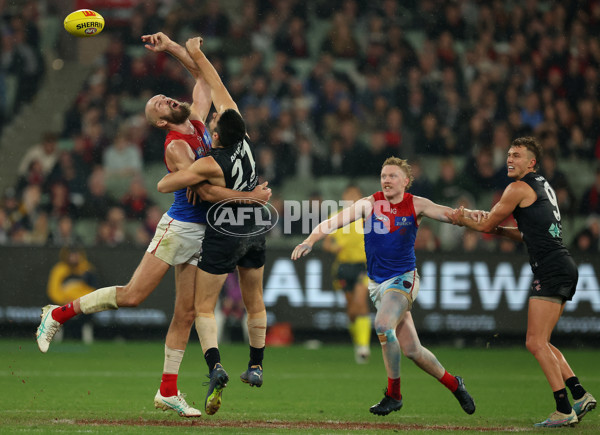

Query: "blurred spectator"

xmin=17 ymin=132 xmax=60 ymax=178
xmin=580 ymin=167 xmax=600 ymax=215
xmin=120 ymin=177 xmax=154 ymax=220
xmin=274 ymin=16 xmax=309 ymax=58
xmin=134 ymin=204 xmax=162 ymax=246
xmin=47 ymin=246 xmax=97 ymax=305
xmin=415 ymin=113 xmax=448 ymax=155
xmin=407 ymin=159 xmax=433 ymax=199
xmin=45 ymin=182 xmax=78 ymax=221
xmin=462 ymin=229 xmax=486 ymax=252
xmin=321 ymin=13 xmax=359 ymax=58
xmin=96 ymin=206 xmax=127 ymax=247
xmin=102 ymin=127 xmax=143 ymax=179
xmin=571 ymin=228 xmax=599 ymax=253
xmin=80 ymin=168 xmax=117 ymax=219
xmin=414 ymin=223 xmax=440 ymax=252
xmin=195 ymin=0 xmax=230 ymax=37
xmin=48 ymin=215 xmax=81 ymax=247
xmin=539 ymin=151 xmax=577 ymax=217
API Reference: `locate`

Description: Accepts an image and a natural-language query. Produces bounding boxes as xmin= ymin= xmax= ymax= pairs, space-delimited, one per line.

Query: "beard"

xmin=162 ymin=102 xmax=191 ymax=125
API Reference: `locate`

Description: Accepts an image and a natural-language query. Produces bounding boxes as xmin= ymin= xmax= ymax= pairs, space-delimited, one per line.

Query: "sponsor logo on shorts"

xmin=207 ymin=198 xmax=278 ymax=237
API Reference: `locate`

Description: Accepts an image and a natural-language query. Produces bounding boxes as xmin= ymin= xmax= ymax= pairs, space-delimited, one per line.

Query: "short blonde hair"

xmin=382 ymin=157 xmax=413 ymax=190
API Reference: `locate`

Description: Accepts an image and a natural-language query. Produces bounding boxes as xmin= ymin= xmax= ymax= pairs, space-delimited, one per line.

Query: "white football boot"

xmin=154 ymin=390 xmax=202 ymax=417
xmin=36 ymin=305 xmax=62 ymax=353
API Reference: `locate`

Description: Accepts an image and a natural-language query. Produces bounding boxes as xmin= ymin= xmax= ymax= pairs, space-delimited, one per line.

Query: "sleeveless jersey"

xmin=206 ymin=137 xmax=260 ymax=232
xmin=512 ymin=172 xmax=568 ymax=268
xmin=363 ymin=191 xmax=419 ymax=283
xmin=164 ymin=119 xmax=212 ymax=223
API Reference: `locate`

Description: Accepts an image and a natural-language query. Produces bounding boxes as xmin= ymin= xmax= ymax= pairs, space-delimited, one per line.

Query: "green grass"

xmin=1 ymin=339 xmax=599 ymax=433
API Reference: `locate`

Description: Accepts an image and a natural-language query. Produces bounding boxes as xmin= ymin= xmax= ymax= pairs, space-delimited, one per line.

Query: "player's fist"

xmin=185 ymin=37 xmax=203 ymax=54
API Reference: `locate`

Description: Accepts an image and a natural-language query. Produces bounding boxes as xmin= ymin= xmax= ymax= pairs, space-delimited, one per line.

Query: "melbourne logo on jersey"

xmin=207 ymin=198 xmax=278 ymax=237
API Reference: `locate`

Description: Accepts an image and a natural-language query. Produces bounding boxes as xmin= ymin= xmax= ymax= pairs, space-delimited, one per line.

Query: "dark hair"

xmin=215 ymin=109 xmax=246 ymax=147
xmin=511 ymin=136 xmax=543 ymax=170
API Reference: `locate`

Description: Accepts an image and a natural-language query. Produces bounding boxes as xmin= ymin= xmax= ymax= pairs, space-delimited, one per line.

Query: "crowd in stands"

xmin=1 ymin=0 xmax=600 ymax=254
xmin=0 ymin=0 xmax=46 ymax=132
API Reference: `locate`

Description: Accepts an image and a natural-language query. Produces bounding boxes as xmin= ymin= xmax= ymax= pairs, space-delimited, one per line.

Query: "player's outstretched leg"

xmin=573 ymin=392 xmax=597 ymax=421
xmin=154 ymin=390 xmax=202 ymax=417
xmin=534 ymin=410 xmax=578 ymax=427
xmin=369 ymin=389 xmax=403 ymax=416
xmin=240 ymin=364 xmax=263 ymax=387
xmin=36 ymin=305 xmax=62 ymax=353
xmin=453 ymin=376 xmax=476 ymax=415
xmin=204 ymin=363 xmax=229 ymax=415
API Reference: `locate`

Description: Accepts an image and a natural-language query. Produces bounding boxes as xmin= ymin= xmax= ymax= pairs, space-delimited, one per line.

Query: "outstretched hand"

xmin=185 ymin=37 xmax=204 ymax=54
xmin=291 ymin=242 xmax=313 ymax=260
xmin=141 ymin=32 xmax=172 ymax=52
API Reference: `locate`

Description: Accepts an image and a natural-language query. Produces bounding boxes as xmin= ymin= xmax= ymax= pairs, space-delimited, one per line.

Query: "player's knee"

xmin=525 ymin=336 xmax=546 ymax=355
xmin=173 ymin=307 xmax=196 ymax=327
xmin=117 ymin=285 xmax=144 ymax=307
xmin=376 ymin=328 xmax=397 ymax=345
xmin=374 ymin=318 xmax=393 ymax=335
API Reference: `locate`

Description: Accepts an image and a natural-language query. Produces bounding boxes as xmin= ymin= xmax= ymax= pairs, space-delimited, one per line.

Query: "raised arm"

xmin=185 ymin=37 xmax=239 ymax=114
xmin=142 ymin=32 xmax=211 ymax=121
xmin=291 ymin=197 xmax=373 ymax=260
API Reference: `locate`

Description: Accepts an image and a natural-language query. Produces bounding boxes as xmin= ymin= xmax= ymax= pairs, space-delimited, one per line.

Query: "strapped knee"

xmin=377 ymin=328 xmax=397 ymax=345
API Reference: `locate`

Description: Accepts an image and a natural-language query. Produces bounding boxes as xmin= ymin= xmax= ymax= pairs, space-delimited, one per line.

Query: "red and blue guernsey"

xmin=164 ymin=119 xmax=212 ymax=223
xmin=364 ymin=191 xmax=419 ymax=283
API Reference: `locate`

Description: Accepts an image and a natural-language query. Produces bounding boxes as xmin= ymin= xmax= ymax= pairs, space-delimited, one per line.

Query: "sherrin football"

xmin=64 ymin=9 xmax=104 ymax=37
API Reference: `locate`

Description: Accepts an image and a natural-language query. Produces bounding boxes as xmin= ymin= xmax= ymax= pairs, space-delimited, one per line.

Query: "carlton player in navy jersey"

xmin=292 ymin=157 xmax=479 ymax=417
xmin=450 ymin=137 xmax=596 ymax=428
xmin=35 ymin=32 xmax=269 ymax=418
xmin=157 ymin=36 xmax=270 ymax=416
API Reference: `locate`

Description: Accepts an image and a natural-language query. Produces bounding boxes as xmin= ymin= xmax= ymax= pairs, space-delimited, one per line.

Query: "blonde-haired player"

xmin=293 ymin=157 xmax=479 ymax=416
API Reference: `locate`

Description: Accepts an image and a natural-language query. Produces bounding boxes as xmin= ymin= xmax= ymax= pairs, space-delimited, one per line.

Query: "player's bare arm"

xmin=292 ymin=196 xmax=373 ymax=260
xmin=185 ymin=37 xmax=239 ymax=114
xmin=165 ymin=139 xmax=196 ymax=172
xmin=414 ymin=197 xmax=486 ymax=224
xmin=194 ymin=181 xmax=272 ymax=204
xmin=447 ymin=182 xmax=530 ymax=241
xmin=142 ymin=32 xmax=212 ymax=122
xmin=158 ymin=156 xmax=223 ymax=193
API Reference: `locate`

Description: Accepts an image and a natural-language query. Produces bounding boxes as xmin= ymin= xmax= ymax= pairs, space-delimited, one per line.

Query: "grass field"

xmin=1 ymin=338 xmax=599 ymax=434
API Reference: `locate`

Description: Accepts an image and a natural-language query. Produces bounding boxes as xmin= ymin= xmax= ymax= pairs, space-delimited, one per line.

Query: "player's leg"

xmin=528 ymin=298 xmax=578 ymax=427
xmin=396 ymin=312 xmax=475 ymax=414
xmin=194 ymin=268 xmax=229 ymax=415
xmin=237 ymin=265 xmax=266 ymax=387
xmin=37 ymin=252 xmax=169 ymax=353
xmin=549 ymin=343 xmax=597 ymax=420
xmin=154 ymin=262 xmax=201 ymax=417
xmin=369 ymin=290 xmax=407 ymax=416
xmin=349 ymin=274 xmax=371 ymax=364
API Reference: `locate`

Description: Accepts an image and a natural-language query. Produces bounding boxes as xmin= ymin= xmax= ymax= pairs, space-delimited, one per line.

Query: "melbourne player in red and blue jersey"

xmin=293 ymin=157 xmax=481 ymax=417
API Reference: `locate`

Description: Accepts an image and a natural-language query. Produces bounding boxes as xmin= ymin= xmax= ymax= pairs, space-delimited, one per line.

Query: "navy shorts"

xmin=530 ymin=252 xmax=578 ymax=301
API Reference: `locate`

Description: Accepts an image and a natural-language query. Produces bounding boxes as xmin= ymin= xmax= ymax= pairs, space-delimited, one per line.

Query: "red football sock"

xmin=51 ymin=303 xmax=77 ymax=324
xmin=160 ymin=373 xmax=178 ymax=397
xmin=439 ymin=371 xmax=459 ymax=392
xmin=387 ymin=377 xmax=401 ymax=400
